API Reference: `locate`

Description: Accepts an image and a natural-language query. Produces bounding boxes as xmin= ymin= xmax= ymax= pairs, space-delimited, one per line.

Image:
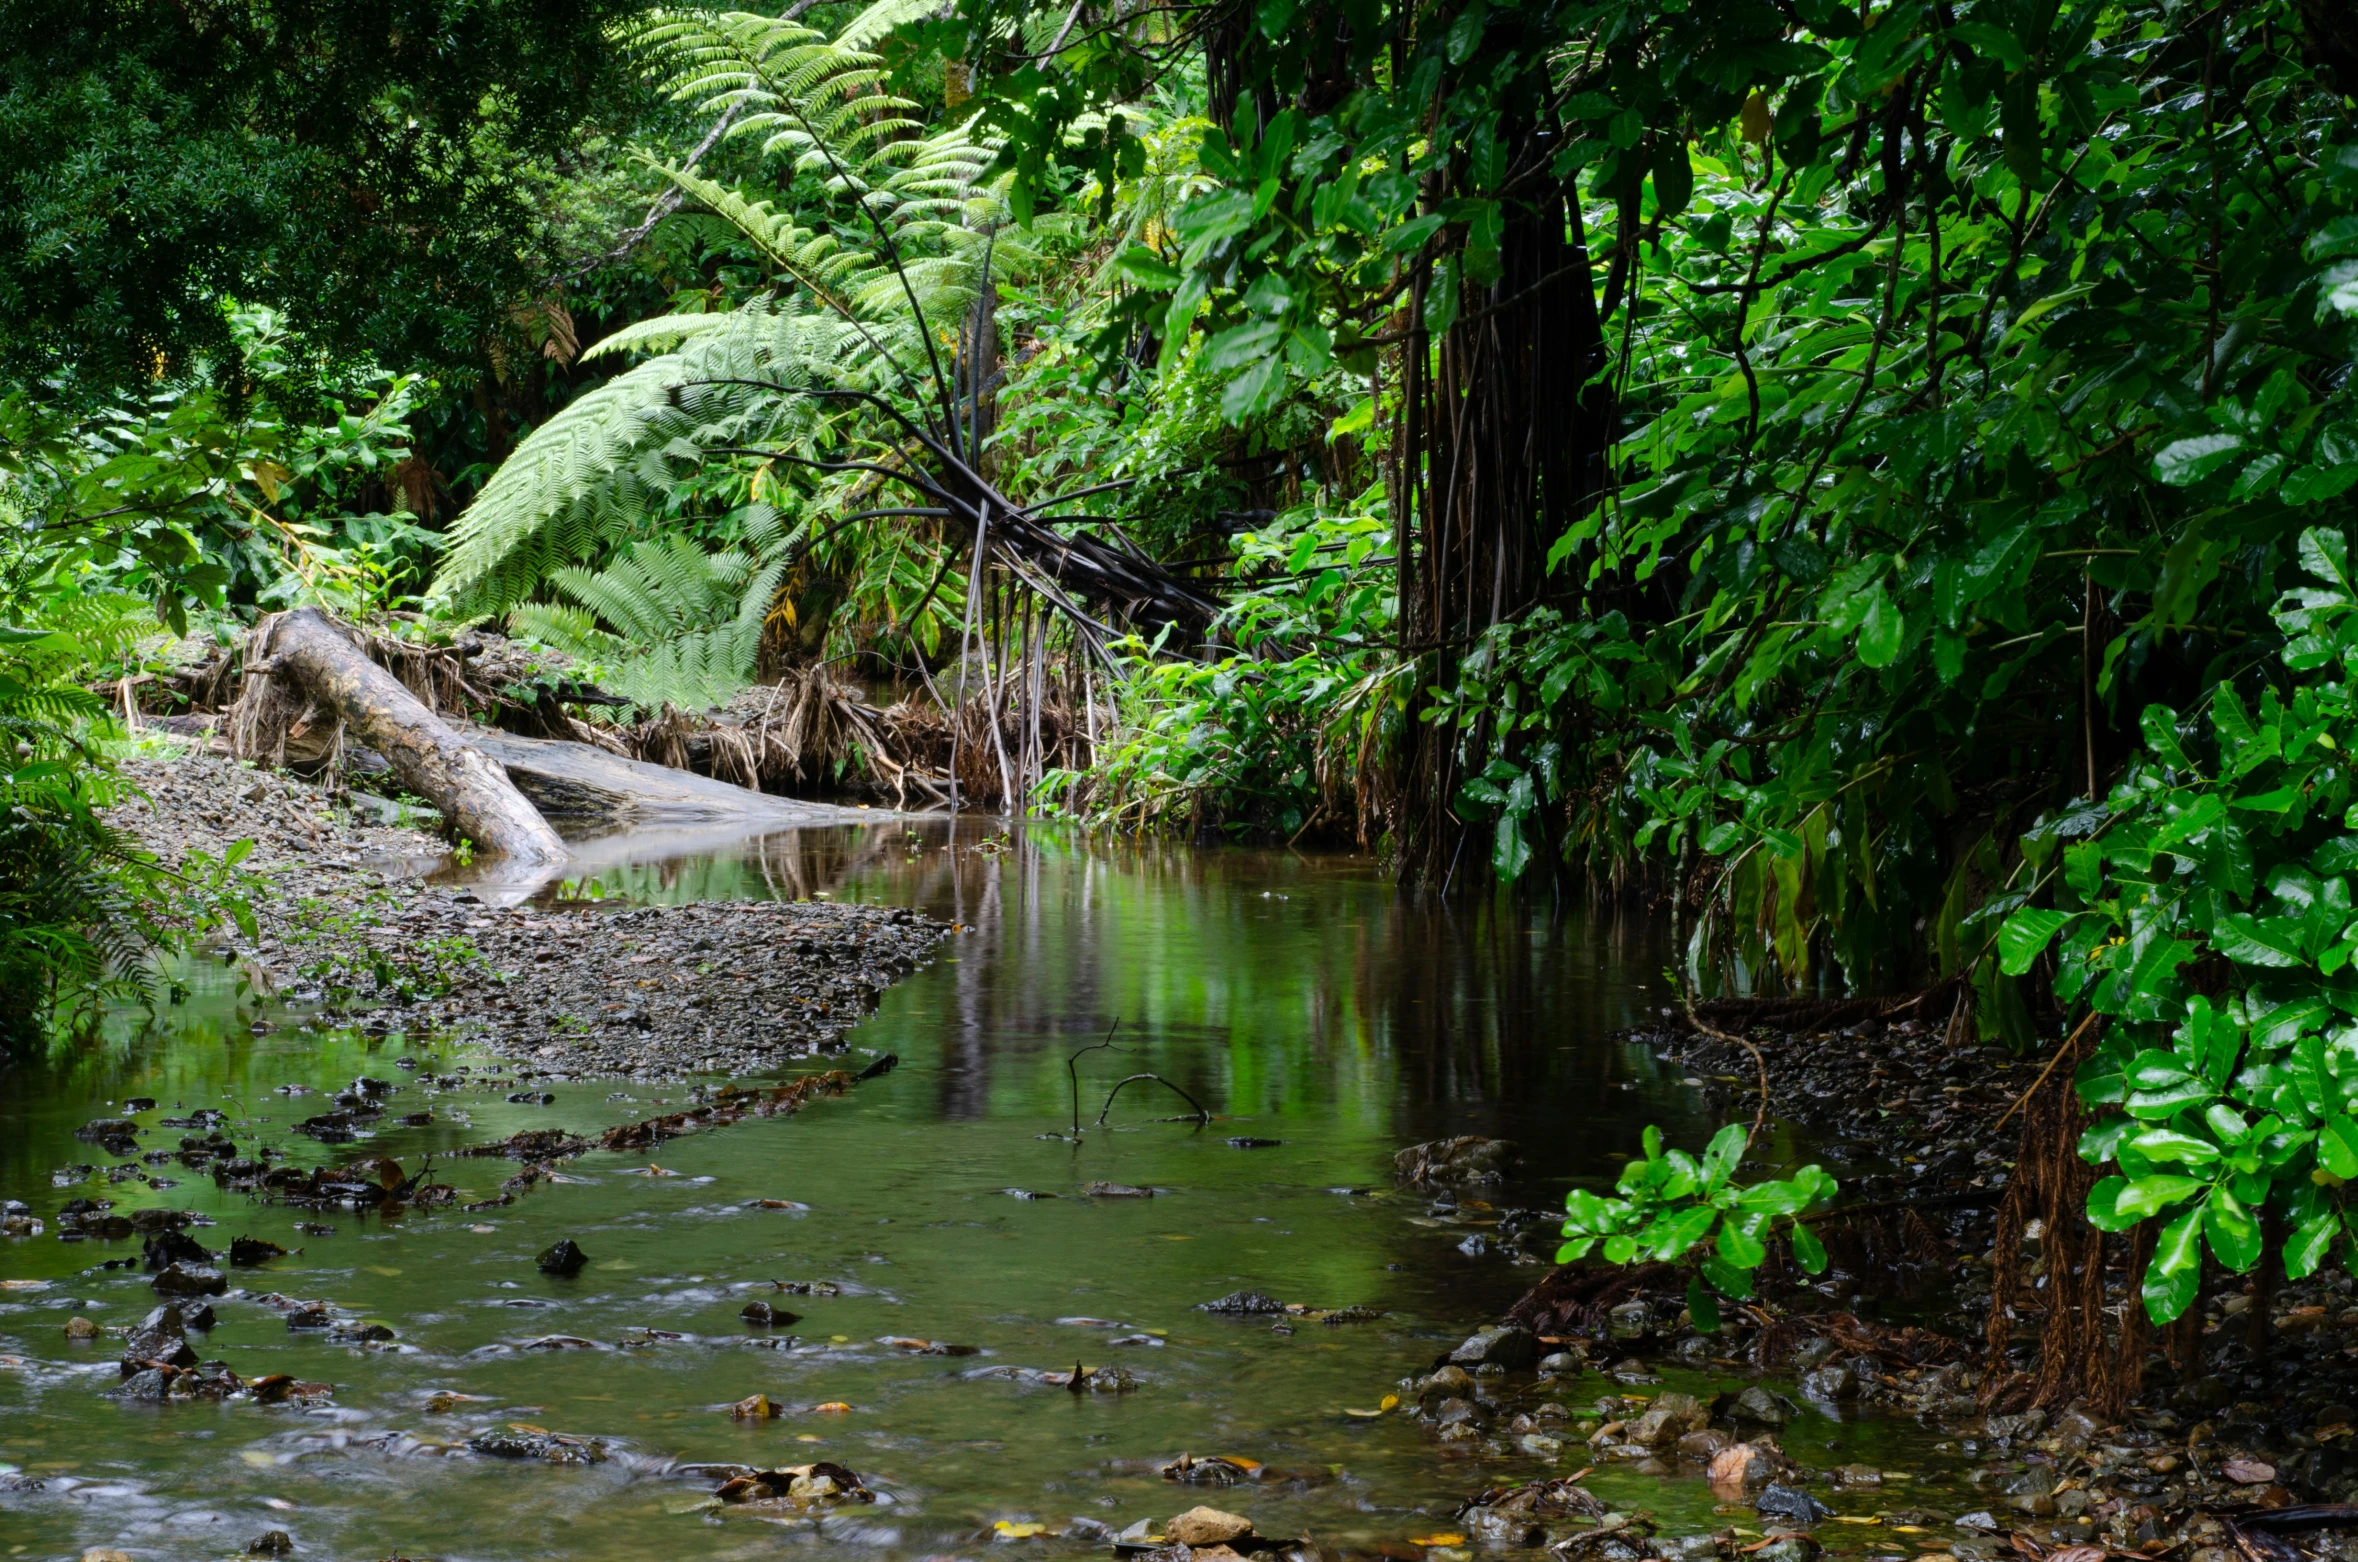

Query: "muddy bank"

xmin=1384 ymin=1007 xmax=2358 ymax=1562
xmin=105 ymin=753 xmax=948 ymax=1077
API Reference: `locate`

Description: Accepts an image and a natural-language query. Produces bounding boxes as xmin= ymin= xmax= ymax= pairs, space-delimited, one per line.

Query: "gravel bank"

xmin=105 ymin=753 xmax=947 ymax=1077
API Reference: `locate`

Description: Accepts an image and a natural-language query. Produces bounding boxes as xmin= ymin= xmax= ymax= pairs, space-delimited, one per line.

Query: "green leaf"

xmin=1856 ymin=585 xmax=1905 ymax=667
xmin=1716 ymin=1217 xmax=1767 ymax=1269
xmin=2154 ymin=433 xmax=2246 ymax=486
xmin=2127 ymin=1127 xmax=2221 ymax=1166
xmin=2205 ymin=1188 xmax=2263 ymax=1271
xmin=2142 ymin=1249 xmax=2200 ymax=1323
xmin=1998 ymin=909 xmax=2075 ymax=975
xmin=2087 ymin=1175 xmax=2139 ymax=1232
xmin=2324 ymin=1115 xmax=2358 ymax=1178
xmin=2215 ymin=914 xmax=2309 ymax=968
xmin=2288 ymin=1212 xmax=2339 ymax=1278
xmin=1789 ymin=1220 xmax=1828 ymax=1275
xmin=1701 ymin=1123 xmax=1747 ymax=1191
xmin=2116 ymin=1173 xmax=2208 ymax=1218
xmin=1687 ymin=1277 xmax=1722 ymax=1333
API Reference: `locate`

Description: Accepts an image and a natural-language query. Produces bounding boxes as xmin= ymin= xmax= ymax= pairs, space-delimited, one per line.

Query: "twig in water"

xmin=1680 ymin=995 xmax=1771 ymax=1142
xmin=1066 ymin=1019 xmax=1124 ymax=1139
xmin=1096 ymin=1073 xmax=1211 ymax=1128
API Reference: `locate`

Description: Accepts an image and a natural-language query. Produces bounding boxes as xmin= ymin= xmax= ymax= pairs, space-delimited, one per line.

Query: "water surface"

xmin=0 ymin=821 xmax=1963 ymax=1560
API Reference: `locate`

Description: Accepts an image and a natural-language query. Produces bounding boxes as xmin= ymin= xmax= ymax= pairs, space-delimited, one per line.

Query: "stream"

xmin=0 ymin=821 xmax=1976 ymax=1560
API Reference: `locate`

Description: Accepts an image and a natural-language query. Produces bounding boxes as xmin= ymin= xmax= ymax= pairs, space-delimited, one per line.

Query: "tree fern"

xmin=510 ymin=536 xmax=787 ymax=718
xmin=430 ymin=7 xmax=1006 ymax=617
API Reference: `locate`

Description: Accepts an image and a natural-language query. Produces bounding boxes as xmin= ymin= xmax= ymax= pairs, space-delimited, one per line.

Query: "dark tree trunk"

xmin=1390 ymin=173 xmax=1615 ymax=878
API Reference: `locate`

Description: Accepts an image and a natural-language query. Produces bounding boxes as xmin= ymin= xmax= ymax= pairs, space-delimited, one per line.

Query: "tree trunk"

xmin=255 ymin=608 xmax=567 ymax=864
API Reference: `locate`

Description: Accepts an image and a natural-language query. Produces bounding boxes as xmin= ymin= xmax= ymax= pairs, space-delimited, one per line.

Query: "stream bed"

xmin=0 ymin=820 xmax=1977 ymax=1561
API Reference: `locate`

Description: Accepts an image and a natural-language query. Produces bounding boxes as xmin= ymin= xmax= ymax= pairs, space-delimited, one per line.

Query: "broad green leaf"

xmin=2288 ymin=1212 xmax=2340 ymax=1278
xmin=2205 ymin=1188 xmax=2263 ymax=1270
xmin=2086 ymin=1175 xmax=2140 ymax=1232
xmin=1998 ymin=909 xmax=2075 ymax=975
xmin=1687 ymin=1278 xmax=1722 ymax=1333
xmin=2127 ymin=1126 xmax=2221 ymax=1165
xmin=2115 ymin=1173 xmax=2208 ymax=1218
xmin=2214 ymin=914 xmax=2309 ymax=967
xmin=1716 ymin=1218 xmax=1767 ymax=1269
xmin=1790 ymin=1220 xmax=1828 ymax=1275
xmin=2154 ymin=433 xmax=2245 ymax=486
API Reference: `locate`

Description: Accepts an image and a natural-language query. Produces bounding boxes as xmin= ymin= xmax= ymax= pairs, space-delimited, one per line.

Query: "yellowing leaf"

xmin=994 ymin=1521 xmax=1050 ymax=1539
xmin=1411 ymin=1536 xmax=1466 ymax=1548
xmin=1379 ymin=1393 xmax=1400 ymax=1411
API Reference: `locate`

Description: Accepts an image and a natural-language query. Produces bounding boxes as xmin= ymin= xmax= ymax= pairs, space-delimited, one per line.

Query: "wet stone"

xmin=1734 ymin=1386 xmax=1796 ymax=1425
xmin=151 ymin=1261 xmax=226 ymax=1297
xmin=142 ymin=1229 xmax=212 ymax=1271
xmin=1449 ymin=1325 xmax=1538 ymax=1370
xmin=1756 ymin=1485 xmax=1832 ymax=1527
xmin=741 ymin=1301 xmax=801 ymax=1328
xmin=245 ymin=1531 xmax=293 ymax=1556
xmin=1198 ymin=1290 xmax=1287 ymax=1315
xmin=466 ymin=1428 xmax=607 ymax=1464
xmin=121 ymin=1329 xmax=197 ymax=1373
xmin=536 ymin=1238 xmax=589 ymax=1277
xmin=110 ymin=1367 xmax=173 ymax=1401
xmin=229 ymin=1236 xmax=287 ymax=1266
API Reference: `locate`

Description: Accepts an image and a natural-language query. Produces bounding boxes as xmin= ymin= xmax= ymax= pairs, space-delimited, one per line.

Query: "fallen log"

xmin=245 ymin=608 xmax=567 ymax=864
xmin=465 ymin=731 xmax=874 ymax=826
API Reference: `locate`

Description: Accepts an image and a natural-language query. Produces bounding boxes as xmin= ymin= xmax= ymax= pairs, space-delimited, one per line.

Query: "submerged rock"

xmin=1394 ymin=1136 xmax=1519 ymax=1184
xmin=1449 ymin=1325 xmax=1538 ymax=1369
xmin=151 ymin=1261 xmax=226 ymax=1297
xmin=1197 ymin=1290 xmax=1287 ymax=1315
xmin=466 ymin=1427 xmax=606 ymax=1464
xmin=1756 ymin=1484 xmax=1832 ymax=1526
xmin=535 ymin=1239 xmax=589 ymax=1277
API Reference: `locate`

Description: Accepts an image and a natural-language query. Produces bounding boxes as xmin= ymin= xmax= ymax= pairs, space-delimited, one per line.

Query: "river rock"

xmin=1756 ymin=1485 xmax=1832 ymax=1526
xmin=142 ymin=1229 xmax=213 ymax=1271
xmin=536 ymin=1238 xmax=589 ymax=1277
xmin=145 ymin=1300 xmax=213 ymax=1332
xmin=1394 ymin=1136 xmax=1519 ymax=1184
xmin=1607 ymin=1300 xmax=1651 ymax=1340
xmin=1449 ymin=1325 xmax=1538 ymax=1370
xmin=1733 ymin=1385 xmax=1796 ymax=1425
xmin=1754 ymin=1538 xmax=1821 ymax=1562
xmin=1464 ymin=1504 xmax=1549 ymax=1546
xmin=1985 ymin=1409 xmax=2047 ymax=1442
xmin=63 ymin=1315 xmax=98 ymax=1339
xmin=229 ymin=1237 xmax=287 ymax=1266
xmin=1197 ymin=1290 xmax=1286 ymax=1314
xmin=1679 ymin=1429 xmax=1732 ymax=1461
xmin=110 ymin=1367 xmax=173 ymax=1401
xmin=466 ymin=1427 xmax=607 ymax=1463
xmin=1538 ymin=1350 xmax=1584 ymax=1378
xmin=1627 ymin=1392 xmax=1709 ymax=1447
xmin=1789 ymin=1338 xmax=1838 ymax=1370
xmin=246 ymin=1532 xmax=293 ymax=1556
xmin=1168 ymin=1507 xmax=1255 ymax=1546
xmin=741 ymin=1301 xmax=800 ymax=1327
xmin=1801 ymin=1364 xmax=1855 ymax=1400
xmin=121 ymin=1327 xmax=198 ymax=1373
xmin=152 ymin=1262 xmax=226 ymax=1297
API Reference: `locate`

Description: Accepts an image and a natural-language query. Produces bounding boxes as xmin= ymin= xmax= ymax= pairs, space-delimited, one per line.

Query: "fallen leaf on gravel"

xmin=2047 ymin=1548 xmax=2109 ymax=1562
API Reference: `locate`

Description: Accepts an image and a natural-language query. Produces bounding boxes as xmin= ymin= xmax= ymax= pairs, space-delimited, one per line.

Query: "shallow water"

xmin=0 ymin=821 xmax=1970 ymax=1560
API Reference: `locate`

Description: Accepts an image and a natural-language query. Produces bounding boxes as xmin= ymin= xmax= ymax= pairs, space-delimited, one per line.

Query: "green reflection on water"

xmin=0 ymin=821 xmax=1974 ymax=1560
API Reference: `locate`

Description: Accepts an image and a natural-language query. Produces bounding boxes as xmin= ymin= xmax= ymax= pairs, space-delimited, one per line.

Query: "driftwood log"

xmin=253 ymin=609 xmax=567 ymax=864
xmin=467 ymin=731 xmax=875 ymax=827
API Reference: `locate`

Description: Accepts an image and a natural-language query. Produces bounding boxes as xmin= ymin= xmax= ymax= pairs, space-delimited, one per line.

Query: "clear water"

xmin=0 ymin=821 xmax=1969 ymax=1560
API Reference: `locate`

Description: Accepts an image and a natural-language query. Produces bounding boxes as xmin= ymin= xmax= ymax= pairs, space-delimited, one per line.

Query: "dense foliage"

xmin=0 ymin=0 xmax=649 ymax=385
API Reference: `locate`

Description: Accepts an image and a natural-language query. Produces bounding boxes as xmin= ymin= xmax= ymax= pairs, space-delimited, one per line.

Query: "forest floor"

xmin=1381 ymin=1011 xmax=2358 ymax=1562
xmin=105 ymin=750 xmax=948 ymax=1079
